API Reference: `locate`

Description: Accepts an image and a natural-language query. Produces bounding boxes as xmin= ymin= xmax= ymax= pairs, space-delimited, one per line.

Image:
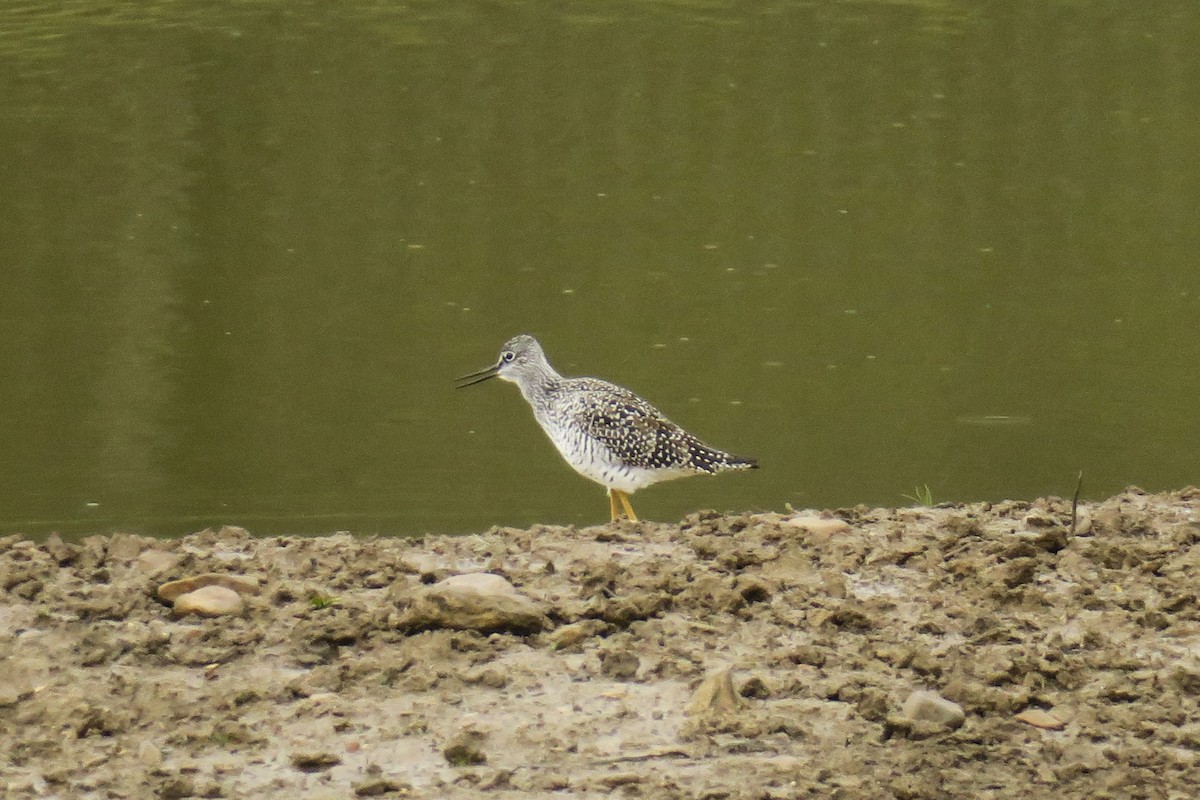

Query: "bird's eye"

xmin=502 ymin=351 xmax=516 ymax=363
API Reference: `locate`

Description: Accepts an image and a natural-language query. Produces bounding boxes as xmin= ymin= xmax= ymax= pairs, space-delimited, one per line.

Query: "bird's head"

xmin=456 ymin=334 xmax=551 ymax=388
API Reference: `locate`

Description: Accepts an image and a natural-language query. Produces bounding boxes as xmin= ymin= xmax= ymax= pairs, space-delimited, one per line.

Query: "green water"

xmin=1 ymin=1 xmax=1197 ymax=538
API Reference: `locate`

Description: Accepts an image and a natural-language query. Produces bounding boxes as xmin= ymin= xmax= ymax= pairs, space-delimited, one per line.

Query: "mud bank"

xmin=2 ymin=489 xmax=1200 ymax=799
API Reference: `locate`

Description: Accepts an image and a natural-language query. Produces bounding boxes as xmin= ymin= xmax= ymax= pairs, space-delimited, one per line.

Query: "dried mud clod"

xmin=442 ymin=728 xmax=488 ymax=766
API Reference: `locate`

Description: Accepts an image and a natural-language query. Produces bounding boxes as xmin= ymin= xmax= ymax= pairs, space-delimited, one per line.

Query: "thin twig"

xmin=592 ymin=748 xmax=692 ymax=765
xmin=1069 ymin=471 xmax=1083 ymax=536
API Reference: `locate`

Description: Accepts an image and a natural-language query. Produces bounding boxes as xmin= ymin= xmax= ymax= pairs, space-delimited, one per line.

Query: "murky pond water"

xmin=2 ymin=1 xmax=1197 ymax=537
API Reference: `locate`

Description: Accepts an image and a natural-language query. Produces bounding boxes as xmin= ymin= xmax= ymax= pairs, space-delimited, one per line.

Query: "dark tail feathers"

xmin=688 ymin=442 xmax=759 ymax=474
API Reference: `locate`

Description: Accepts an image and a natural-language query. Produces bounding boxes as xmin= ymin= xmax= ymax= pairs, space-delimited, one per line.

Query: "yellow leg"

xmin=609 ymin=490 xmax=621 ymax=523
xmin=616 ymin=490 xmax=639 ymax=522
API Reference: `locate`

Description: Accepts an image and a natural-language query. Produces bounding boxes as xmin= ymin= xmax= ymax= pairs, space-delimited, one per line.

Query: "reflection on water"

xmin=955 ymin=415 xmax=1033 ymax=427
xmin=1 ymin=1 xmax=1197 ymax=538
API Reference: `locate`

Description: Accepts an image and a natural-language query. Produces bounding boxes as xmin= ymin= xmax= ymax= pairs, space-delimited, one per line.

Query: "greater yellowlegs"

xmin=457 ymin=335 xmax=758 ymax=522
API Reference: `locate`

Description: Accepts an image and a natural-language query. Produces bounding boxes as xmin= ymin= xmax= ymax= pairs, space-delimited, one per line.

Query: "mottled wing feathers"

xmin=567 ymin=378 xmax=753 ymax=473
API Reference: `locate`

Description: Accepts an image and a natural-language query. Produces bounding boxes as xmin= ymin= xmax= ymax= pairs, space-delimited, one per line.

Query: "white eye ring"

xmin=502 ymin=351 xmax=516 ymax=363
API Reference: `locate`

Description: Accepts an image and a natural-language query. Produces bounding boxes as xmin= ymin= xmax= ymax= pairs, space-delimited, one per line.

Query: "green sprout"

xmin=902 ymin=485 xmax=934 ymax=506
xmin=308 ymin=591 xmax=341 ymax=610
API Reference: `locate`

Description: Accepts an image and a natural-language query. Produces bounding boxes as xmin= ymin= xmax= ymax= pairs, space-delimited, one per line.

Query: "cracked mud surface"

xmin=3 ymin=488 xmax=1200 ymax=798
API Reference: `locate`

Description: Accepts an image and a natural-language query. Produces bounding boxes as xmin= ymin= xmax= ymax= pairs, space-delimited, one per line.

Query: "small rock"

xmin=291 ymin=750 xmax=341 ymax=772
xmin=443 ymin=728 xmax=488 ymax=766
xmin=1016 ymin=708 xmax=1066 ymax=730
xmin=889 ymin=690 xmax=965 ymax=736
xmin=172 ymin=585 xmax=244 ymax=617
xmin=394 ymin=573 xmax=546 ymax=635
xmin=158 ymin=573 xmax=261 ymax=602
xmin=782 ymin=516 xmax=851 ymax=535
xmin=686 ymin=668 xmax=744 ymax=717
xmin=439 ymin=573 xmax=517 ymax=595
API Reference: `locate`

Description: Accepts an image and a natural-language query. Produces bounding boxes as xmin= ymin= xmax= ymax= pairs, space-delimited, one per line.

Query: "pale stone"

xmin=438 ymin=572 xmax=522 ymax=596
xmin=172 ymin=585 xmax=244 ymax=617
xmin=781 ymin=516 xmax=851 ymax=535
xmin=394 ymin=573 xmax=546 ymax=634
xmin=1016 ymin=708 xmax=1066 ymax=730
xmin=158 ymin=573 xmax=261 ymax=602
xmin=899 ymin=690 xmax=965 ymax=729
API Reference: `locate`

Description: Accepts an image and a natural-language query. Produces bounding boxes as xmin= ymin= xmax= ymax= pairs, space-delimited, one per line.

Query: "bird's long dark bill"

xmin=455 ymin=363 xmax=500 ymax=388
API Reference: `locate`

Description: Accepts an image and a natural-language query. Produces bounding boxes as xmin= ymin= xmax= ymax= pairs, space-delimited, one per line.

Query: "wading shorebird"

xmin=456 ymin=334 xmax=758 ymax=522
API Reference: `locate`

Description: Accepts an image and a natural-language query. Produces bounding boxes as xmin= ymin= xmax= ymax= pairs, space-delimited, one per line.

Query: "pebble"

xmin=158 ymin=573 xmax=261 ymax=602
xmin=172 ymin=585 xmax=244 ymax=617
xmin=439 ymin=572 xmax=521 ymax=595
xmin=781 ymin=516 xmax=852 ymax=536
xmin=898 ymin=690 xmax=965 ymax=730
xmin=1016 ymin=708 xmax=1066 ymax=730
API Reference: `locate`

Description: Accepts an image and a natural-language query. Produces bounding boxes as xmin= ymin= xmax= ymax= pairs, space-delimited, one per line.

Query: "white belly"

xmin=541 ymin=422 xmax=691 ymax=494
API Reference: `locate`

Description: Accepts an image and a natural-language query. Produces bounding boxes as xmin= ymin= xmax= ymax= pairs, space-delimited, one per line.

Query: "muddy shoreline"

xmin=3 ymin=489 xmax=1199 ymax=798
